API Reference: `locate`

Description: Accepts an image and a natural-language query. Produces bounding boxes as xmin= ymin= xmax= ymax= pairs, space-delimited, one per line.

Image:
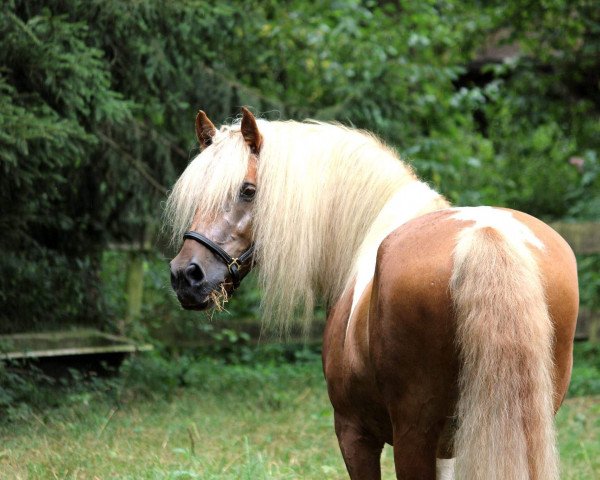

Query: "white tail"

xmin=450 ymin=226 xmax=558 ymax=480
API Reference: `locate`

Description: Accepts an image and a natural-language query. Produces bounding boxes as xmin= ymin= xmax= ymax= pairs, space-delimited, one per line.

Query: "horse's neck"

xmin=348 ymin=180 xmax=448 ymax=315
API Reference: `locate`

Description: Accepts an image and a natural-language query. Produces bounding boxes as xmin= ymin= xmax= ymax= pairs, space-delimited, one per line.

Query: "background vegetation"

xmin=1 ymin=343 xmax=599 ymax=478
xmin=1 ymin=0 xmax=598 ymax=332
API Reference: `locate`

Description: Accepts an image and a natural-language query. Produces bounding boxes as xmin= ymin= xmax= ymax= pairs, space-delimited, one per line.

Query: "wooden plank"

xmin=0 ymin=329 xmax=152 ymax=360
xmin=1 ymin=344 xmax=153 ymax=360
xmin=550 ymin=222 xmax=600 ymax=254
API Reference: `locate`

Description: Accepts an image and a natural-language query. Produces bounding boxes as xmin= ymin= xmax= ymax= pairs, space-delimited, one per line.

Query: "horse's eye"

xmin=240 ymin=183 xmax=256 ymax=201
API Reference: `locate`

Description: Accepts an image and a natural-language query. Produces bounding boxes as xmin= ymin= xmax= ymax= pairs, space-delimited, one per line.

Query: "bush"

xmin=2 ymin=0 xmax=598 ymax=336
xmin=0 ymin=341 xmax=321 ymax=425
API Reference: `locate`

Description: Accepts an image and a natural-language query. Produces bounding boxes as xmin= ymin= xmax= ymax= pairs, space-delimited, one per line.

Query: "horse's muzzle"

xmin=170 ymin=262 xmax=213 ymax=310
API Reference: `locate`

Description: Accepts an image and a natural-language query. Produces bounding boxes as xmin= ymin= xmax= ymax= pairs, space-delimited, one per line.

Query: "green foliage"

xmin=568 ymin=342 xmax=600 ymax=397
xmin=0 ymin=361 xmax=54 ymax=422
xmin=0 ymin=341 xmax=321 ymax=424
xmin=120 ymin=348 xmax=321 ymax=404
xmin=1 ymin=3 xmax=131 ymax=330
xmin=465 ymin=0 xmax=600 ymax=217
xmin=0 ymin=0 xmax=225 ymax=330
xmin=0 ymin=251 xmax=101 ymax=329
xmin=1 ymin=0 xmax=598 ymax=331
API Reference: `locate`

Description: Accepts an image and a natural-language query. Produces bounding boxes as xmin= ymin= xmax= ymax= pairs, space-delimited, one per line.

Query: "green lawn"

xmin=1 ymin=351 xmax=599 ymax=479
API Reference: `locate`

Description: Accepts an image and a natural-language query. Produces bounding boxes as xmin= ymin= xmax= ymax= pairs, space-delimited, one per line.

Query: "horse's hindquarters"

xmin=370 ymin=208 xmax=577 ymax=479
xmin=324 ymin=207 xmax=578 ymax=479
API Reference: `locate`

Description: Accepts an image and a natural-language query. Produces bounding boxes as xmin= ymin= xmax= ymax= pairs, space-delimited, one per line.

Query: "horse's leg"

xmin=371 ymin=296 xmax=455 ymax=480
xmin=389 ymin=408 xmax=439 ymax=480
xmin=335 ymin=413 xmax=384 ymax=480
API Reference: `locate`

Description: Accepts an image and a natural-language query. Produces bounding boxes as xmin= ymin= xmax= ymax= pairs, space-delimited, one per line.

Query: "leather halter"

xmin=183 ymin=231 xmax=254 ymax=289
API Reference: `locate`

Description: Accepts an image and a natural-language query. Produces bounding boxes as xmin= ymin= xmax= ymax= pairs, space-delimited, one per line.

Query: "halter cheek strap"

xmin=182 ymin=231 xmax=254 ymax=289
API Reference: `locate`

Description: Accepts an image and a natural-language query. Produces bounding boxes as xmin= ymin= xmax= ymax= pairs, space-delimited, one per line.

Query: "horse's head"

xmin=169 ymin=108 xmax=262 ymax=310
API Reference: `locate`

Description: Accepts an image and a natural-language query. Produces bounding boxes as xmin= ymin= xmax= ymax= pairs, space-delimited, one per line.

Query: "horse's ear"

xmin=241 ymin=107 xmax=263 ymax=154
xmin=195 ymin=110 xmax=216 ymax=149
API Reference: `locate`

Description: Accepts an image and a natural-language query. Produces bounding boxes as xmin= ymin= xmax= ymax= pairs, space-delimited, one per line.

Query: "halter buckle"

xmin=227 ymin=258 xmax=241 ymax=273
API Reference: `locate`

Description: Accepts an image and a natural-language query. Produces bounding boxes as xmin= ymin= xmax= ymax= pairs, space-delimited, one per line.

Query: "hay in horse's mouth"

xmin=209 ymin=283 xmax=229 ymax=312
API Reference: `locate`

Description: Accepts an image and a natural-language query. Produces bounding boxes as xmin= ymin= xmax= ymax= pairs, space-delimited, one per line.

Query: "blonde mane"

xmin=166 ymin=119 xmax=433 ymax=332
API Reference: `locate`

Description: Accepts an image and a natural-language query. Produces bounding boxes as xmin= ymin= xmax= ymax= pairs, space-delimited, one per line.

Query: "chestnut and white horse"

xmin=167 ymin=108 xmax=578 ymax=479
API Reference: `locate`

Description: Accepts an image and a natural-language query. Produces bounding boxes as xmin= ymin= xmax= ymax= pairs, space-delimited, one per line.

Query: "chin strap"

xmin=183 ymin=231 xmax=254 ymax=289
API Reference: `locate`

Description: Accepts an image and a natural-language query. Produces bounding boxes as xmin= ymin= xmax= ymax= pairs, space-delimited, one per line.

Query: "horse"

xmin=166 ymin=107 xmax=578 ymax=480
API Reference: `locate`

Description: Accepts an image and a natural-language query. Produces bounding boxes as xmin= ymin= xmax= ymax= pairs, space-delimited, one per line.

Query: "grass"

xmin=557 ymin=396 xmax=600 ymax=479
xmin=1 ymin=344 xmax=599 ymax=479
xmin=0 ymin=359 xmax=365 ymax=479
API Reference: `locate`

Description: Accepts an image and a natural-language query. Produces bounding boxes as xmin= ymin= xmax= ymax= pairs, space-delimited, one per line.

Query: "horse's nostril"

xmin=184 ymin=262 xmax=205 ymax=286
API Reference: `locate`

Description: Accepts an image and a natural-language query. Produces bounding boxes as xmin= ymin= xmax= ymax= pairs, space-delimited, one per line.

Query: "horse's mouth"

xmin=175 ymin=282 xmax=233 ymax=311
xmin=180 ymin=297 xmax=212 ymax=310
xmin=178 ymin=282 xmax=230 ymax=311
xmin=177 ymin=290 xmax=213 ymax=311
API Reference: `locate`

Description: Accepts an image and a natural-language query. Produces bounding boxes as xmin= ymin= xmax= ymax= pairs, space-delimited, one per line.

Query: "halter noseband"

xmin=182 ymin=231 xmax=254 ymax=289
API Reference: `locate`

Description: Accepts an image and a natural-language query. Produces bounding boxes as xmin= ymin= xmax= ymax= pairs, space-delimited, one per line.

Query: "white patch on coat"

xmin=436 ymin=458 xmax=455 ymax=480
xmin=348 ymin=181 xmax=441 ymax=325
xmin=450 ymin=206 xmax=544 ymax=250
